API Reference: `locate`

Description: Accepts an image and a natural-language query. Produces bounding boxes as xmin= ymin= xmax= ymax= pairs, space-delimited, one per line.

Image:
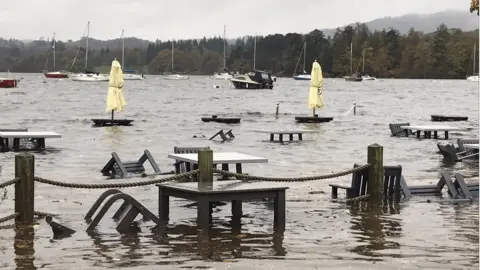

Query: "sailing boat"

xmin=164 ymin=41 xmax=190 ymax=80
xmin=293 ymin=42 xmax=311 ymax=80
xmin=214 ymin=25 xmax=233 ymax=80
xmin=70 ymin=21 xmax=109 ymax=82
xmin=120 ymin=30 xmax=144 ymax=80
xmin=360 ymin=49 xmax=376 ymax=81
xmin=467 ymin=43 xmax=479 ymax=82
xmin=44 ymin=33 xmax=69 ymax=78
xmin=344 ymin=42 xmax=362 ymax=82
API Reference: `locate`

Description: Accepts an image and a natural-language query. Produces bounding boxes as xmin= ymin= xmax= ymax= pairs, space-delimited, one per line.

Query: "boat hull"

xmin=44 ymin=72 xmax=69 ymax=79
xmin=0 ymin=78 xmax=19 ymax=88
xmin=164 ymin=74 xmax=190 ymax=80
xmin=293 ymin=75 xmax=311 ymax=80
xmin=214 ymin=73 xmax=233 ymax=80
xmin=467 ymin=75 xmax=479 ymax=82
xmin=71 ymin=73 xmax=109 ymax=82
xmin=231 ymin=80 xmax=272 ymax=90
xmin=123 ymin=74 xmax=144 ymax=80
xmin=345 ymin=76 xmax=363 ymax=82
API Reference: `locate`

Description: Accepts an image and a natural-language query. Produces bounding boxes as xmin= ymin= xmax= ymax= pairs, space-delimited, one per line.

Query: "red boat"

xmin=44 ymin=71 xmax=69 ymax=78
xmin=0 ymin=78 xmax=19 ymax=88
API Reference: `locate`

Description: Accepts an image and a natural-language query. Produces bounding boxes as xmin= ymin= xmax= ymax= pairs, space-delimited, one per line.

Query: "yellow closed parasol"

xmin=106 ymin=58 xmax=126 ymax=119
xmin=308 ymin=59 xmax=324 ymax=116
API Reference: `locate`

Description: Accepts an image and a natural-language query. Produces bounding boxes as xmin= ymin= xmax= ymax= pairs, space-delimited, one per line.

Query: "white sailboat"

xmin=70 ymin=21 xmax=109 ymax=82
xmin=360 ymin=49 xmax=376 ymax=81
xmin=214 ymin=25 xmax=233 ymax=80
xmin=467 ymin=43 xmax=479 ymax=82
xmin=293 ymin=42 xmax=311 ymax=80
xmin=164 ymin=41 xmax=190 ymax=80
xmin=121 ymin=30 xmax=144 ymax=80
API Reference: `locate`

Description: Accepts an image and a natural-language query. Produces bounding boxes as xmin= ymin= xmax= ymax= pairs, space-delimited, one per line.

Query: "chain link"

xmin=212 ymin=164 xmax=370 ymax=182
xmin=0 ymin=213 xmax=18 ymax=224
xmin=33 ymin=170 xmax=199 ymax=189
xmin=0 ymin=178 xmax=20 ymax=189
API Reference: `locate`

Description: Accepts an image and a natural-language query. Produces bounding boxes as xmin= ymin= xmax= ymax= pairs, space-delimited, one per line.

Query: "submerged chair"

xmin=389 ymin=123 xmax=413 ymax=137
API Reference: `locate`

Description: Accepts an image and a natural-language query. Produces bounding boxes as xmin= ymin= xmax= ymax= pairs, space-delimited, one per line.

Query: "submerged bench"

xmin=101 ymin=150 xmax=174 ymax=178
xmin=256 ymin=130 xmax=317 ymax=142
xmin=201 ymin=115 xmax=240 ymax=124
xmin=0 ymin=131 xmax=62 ymax=152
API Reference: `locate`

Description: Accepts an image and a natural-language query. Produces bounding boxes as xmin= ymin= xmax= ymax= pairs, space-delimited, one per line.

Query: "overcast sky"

xmin=0 ymin=0 xmax=465 ymax=41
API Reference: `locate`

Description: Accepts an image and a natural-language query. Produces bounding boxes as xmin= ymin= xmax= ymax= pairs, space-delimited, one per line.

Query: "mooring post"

xmin=367 ymin=144 xmax=384 ymax=202
xmin=275 ymin=102 xmax=279 ymax=116
xmin=353 ymin=102 xmax=356 ymax=115
xmin=15 ymin=153 xmax=35 ymax=226
xmin=198 ymin=148 xmax=213 ymax=189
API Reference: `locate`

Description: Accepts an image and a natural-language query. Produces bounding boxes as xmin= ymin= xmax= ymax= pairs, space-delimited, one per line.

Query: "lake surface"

xmin=0 ymin=74 xmax=478 ymax=269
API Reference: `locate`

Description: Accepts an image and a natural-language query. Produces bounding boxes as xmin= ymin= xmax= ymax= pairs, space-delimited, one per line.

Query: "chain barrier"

xmin=345 ymin=194 xmax=370 ymax=202
xmin=212 ymin=164 xmax=370 ymax=182
xmin=34 ymin=211 xmax=58 ymax=217
xmin=33 ymin=170 xmax=199 ymax=189
xmin=0 ymin=178 xmax=20 ymax=189
xmin=0 ymin=213 xmax=18 ymax=224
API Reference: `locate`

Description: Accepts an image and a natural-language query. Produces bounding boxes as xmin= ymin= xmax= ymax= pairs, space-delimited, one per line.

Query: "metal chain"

xmin=212 ymin=164 xmax=370 ymax=182
xmin=0 ymin=178 xmax=20 ymax=189
xmin=0 ymin=224 xmax=15 ymax=230
xmin=345 ymin=194 xmax=370 ymax=202
xmin=0 ymin=213 xmax=18 ymax=224
xmin=34 ymin=211 xmax=58 ymax=217
xmin=33 ymin=170 xmax=199 ymax=189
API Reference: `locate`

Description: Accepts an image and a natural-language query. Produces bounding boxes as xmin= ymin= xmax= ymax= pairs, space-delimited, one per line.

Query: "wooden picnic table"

xmin=400 ymin=125 xmax=464 ymax=139
xmin=0 ymin=131 xmax=62 ymax=152
xmin=167 ymin=152 xmax=268 ymax=174
xmin=255 ymin=130 xmax=317 ymax=142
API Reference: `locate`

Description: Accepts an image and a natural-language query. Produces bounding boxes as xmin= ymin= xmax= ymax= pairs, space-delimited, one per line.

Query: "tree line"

xmin=0 ymin=23 xmax=478 ymax=79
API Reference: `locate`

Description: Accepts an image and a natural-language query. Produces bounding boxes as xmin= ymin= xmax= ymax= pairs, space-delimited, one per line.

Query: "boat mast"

xmin=350 ymin=42 xmax=353 ymax=75
xmin=303 ymin=42 xmax=306 ymax=73
xmin=474 ymin=43 xmax=476 ymax=75
xmin=171 ymin=41 xmax=174 ymax=73
xmin=85 ymin=21 xmax=90 ymax=71
xmin=223 ymin=25 xmax=226 ymax=70
xmin=53 ymin=33 xmax=56 ymax=70
xmin=253 ymin=35 xmax=256 ymax=70
xmin=362 ymin=49 xmax=365 ymax=74
xmin=121 ymin=30 xmax=125 ymax=69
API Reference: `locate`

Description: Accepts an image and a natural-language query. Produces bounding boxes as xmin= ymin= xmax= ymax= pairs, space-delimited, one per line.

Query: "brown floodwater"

xmin=0 ymin=74 xmax=478 ymax=269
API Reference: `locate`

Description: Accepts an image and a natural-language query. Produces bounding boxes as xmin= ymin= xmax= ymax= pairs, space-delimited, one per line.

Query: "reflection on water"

xmin=14 ymin=226 xmax=36 ymax=270
xmin=103 ymin=126 xmax=124 ymax=146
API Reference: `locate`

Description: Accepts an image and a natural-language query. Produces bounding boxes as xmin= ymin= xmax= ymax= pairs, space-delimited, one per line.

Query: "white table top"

xmin=255 ymin=130 xmax=318 ymax=134
xmin=168 ymin=152 xmax=268 ymax=164
xmin=400 ymin=125 xmax=464 ymax=131
xmin=0 ymin=131 xmax=62 ymax=138
xmin=463 ymin=144 xmax=479 ymax=149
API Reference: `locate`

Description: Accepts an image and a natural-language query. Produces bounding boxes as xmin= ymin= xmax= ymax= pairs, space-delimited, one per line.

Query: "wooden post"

xmin=275 ymin=102 xmax=279 ymax=116
xmin=367 ymin=144 xmax=383 ymax=202
xmin=198 ymin=148 xmax=213 ymax=189
xmin=353 ymin=102 xmax=356 ymax=115
xmin=15 ymin=153 xmax=35 ymax=226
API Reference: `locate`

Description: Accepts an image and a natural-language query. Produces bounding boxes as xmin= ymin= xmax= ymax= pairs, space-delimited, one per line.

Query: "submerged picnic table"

xmin=167 ymin=152 xmax=268 ymax=174
xmin=0 ymin=131 xmax=62 ymax=151
xmin=463 ymin=144 xmax=479 ymax=149
xmin=255 ymin=130 xmax=318 ymax=142
xmin=400 ymin=125 xmax=464 ymax=139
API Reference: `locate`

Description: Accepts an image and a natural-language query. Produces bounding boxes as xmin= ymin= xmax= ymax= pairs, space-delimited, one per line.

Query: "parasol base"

xmin=201 ymin=115 xmax=241 ymax=124
xmin=91 ymin=119 xmax=134 ymax=127
xmin=294 ymin=116 xmax=333 ymax=123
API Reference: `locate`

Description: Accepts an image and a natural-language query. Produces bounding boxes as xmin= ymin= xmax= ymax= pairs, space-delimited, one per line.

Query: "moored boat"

xmin=44 ymin=71 xmax=69 ymax=79
xmin=230 ymin=70 xmax=274 ymax=89
xmin=0 ymin=78 xmax=19 ymax=88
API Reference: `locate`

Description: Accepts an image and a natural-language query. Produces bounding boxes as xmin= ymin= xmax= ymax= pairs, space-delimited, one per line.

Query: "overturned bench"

xmin=101 ymin=150 xmax=174 ymax=178
xmin=209 ymin=129 xmax=235 ymax=142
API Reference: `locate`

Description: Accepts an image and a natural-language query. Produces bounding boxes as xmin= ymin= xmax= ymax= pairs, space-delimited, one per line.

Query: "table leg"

xmin=445 ymin=131 xmax=449 ymax=140
xmin=298 ymin=133 xmax=303 ymax=140
xmin=270 ymin=133 xmax=274 ymax=141
xmin=158 ymin=188 xmax=169 ymax=225
xmin=433 ymin=131 xmax=438 ymax=139
xmin=197 ymin=197 xmax=211 ymax=230
xmin=231 ymin=200 xmax=242 ymax=219
xmin=221 ymin=163 xmax=229 ymax=171
xmin=274 ymin=191 xmax=286 ymax=233
xmin=13 ymin=138 xmax=20 ymax=151
xmin=235 ymin=163 xmax=242 ymax=174
xmin=37 ymin=138 xmax=46 ymax=149
xmin=279 ymin=134 xmax=283 ymax=143
xmin=0 ymin=138 xmax=6 ymax=152
xmin=289 ymin=134 xmax=293 ymax=141
xmin=416 ymin=131 xmax=420 ymax=139
xmin=186 ymin=163 xmax=191 ymax=172
xmin=193 ymin=163 xmax=199 ymax=170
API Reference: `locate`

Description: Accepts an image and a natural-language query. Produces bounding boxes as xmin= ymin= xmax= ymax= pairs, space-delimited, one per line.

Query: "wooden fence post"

xmin=15 ymin=153 xmax=35 ymax=226
xmin=367 ymin=143 xmax=384 ymax=202
xmin=198 ymin=148 xmax=213 ymax=189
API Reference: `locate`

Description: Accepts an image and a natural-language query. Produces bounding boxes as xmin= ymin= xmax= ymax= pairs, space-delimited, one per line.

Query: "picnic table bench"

xmin=167 ymin=152 xmax=268 ymax=174
xmin=400 ymin=125 xmax=464 ymax=139
xmin=255 ymin=130 xmax=317 ymax=142
xmin=0 ymin=131 xmax=62 ymax=152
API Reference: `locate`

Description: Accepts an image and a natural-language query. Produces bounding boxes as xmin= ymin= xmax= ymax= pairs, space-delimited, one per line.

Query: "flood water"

xmin=0 ymin=74 xmax=478 ymax=269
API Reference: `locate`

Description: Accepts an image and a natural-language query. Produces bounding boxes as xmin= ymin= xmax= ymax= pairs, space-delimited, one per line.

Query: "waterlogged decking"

xmin=0 ymin=75 xmax=478 ymax=269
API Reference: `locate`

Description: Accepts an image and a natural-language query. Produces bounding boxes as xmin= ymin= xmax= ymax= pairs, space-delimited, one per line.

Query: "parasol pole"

xmin=312 ymin=108 xmax=315 ymax=117
xmin=111 ymin=110 xmax=114 ymax=120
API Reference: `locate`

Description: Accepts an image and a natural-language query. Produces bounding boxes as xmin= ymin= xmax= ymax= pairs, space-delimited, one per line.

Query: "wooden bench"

xmin=389 ymin=123 xmax=414 ymax=137
xmin=329 ymin=164 xmax=403 ymax=201
xmin=256 ymin=130 xmax=317 ymax=142
xmin=0 ymin=131 xmax=62 ymax=152
xmin=450 ymin=173 xmax=479 ymax=199
xmin=101 ymin=150 xmax=174 ymax=178
xmin=437 ymin=143 xmax=479 ymax=162
xmin=399 ymin=172 xmax=457 ymax=198
xmin=173 ymin=146 xmax=211 ymax=173
xmin=209 ymin=129 xmax=234 ymax=142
